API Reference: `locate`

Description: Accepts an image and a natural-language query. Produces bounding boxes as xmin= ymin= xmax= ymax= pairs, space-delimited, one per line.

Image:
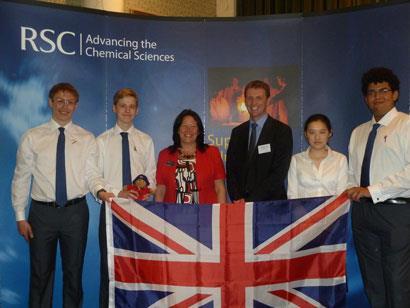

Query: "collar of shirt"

xmin=302 ymin=146 xmax=333 ymax=162
xmin=249 ymin=113 xmax=268 ymax=142
xmin=114 ymin=123 xmax=135 ymax=135
xmin=49 ymin=118 xmax=73 ymax=134
xmin=252 ymin=113 xmax=268 ymax=127
xmin=371 ymin=107 xmax=398 ymax=128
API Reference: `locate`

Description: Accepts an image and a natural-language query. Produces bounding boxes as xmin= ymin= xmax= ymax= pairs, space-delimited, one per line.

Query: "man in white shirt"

xmin=347 ymin=67 xmax=410 ymax=307
xmin=11 ymin=83 xmax=110 ymax=307
xmin=95 ymin=88 xmax=156 ymax=307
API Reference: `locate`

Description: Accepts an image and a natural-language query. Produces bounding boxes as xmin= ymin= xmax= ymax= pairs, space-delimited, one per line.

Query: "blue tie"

xmin=360 ymin=123 xmax=380 ymax=187
xmin=56 ymin=127 xmax=67 ymax=206
xmin=248 ymin=122 xmax=257 ymax=156
xmin=121 ymin=132 xmax=132 ymax=186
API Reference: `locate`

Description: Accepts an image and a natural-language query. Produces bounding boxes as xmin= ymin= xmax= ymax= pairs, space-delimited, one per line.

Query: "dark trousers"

xmin=28 ymin=199 xmax=89 ymax=308
xmin=99 ymin=203 xmax=109 ymax=308
xmin=352 ymin=200 xmax=410 ymax=308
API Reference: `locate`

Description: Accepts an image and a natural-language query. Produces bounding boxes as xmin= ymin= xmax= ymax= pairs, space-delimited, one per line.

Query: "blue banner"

xmin=0 ymin=0 xmax=409 ymax=306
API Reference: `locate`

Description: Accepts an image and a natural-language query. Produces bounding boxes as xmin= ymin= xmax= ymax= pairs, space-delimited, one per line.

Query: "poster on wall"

xmin=207 ymin=66 xmax=300 ymax=160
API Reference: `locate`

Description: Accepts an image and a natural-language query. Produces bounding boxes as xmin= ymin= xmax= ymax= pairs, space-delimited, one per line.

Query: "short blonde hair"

xmin=113 ymin=88 xmax=138 ymax=106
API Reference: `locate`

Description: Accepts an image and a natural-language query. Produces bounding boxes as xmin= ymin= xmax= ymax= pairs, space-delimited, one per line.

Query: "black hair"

xmin=169 ymin=109 xmax=208 ymax=153
xmin=361 ymin=67 xmax=400 ymax=96
xmin=304 ymin=113 xmax=332 ymax=133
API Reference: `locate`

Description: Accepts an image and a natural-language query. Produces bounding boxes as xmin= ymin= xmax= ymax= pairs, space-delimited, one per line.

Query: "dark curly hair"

xmin=361 ymin=67 xmax=400 ymax=96
xmin=169 ymin=109 xmax=208 ymax=153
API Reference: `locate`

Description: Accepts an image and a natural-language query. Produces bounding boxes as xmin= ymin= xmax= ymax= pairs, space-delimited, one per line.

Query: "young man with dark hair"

xmin=347 ymin=67 xmax=410 ymax=307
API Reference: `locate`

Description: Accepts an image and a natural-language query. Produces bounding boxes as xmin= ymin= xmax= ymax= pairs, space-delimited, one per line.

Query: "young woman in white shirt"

xmin=287 ymin=114 xmax=348 ymax=199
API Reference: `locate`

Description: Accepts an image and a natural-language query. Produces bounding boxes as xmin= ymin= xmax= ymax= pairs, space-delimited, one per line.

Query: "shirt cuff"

xmin=93 ymin=185 xmax=105 ymax=198
xmin=113 ymin=188 xmax=121 ymax=197
xmin=15 ymin=210 xmax=26 ymax=221
xmin=368 ymin=184 xmax=387 ymax=203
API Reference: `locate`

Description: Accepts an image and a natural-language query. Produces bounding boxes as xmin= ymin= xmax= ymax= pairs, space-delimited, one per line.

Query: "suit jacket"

xmin=226 ymin=116 xmax=293 ymax=202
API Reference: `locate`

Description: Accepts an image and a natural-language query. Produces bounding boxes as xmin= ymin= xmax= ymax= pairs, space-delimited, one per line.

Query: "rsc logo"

xmin=21 ymin=26 xmax=76 ymax=55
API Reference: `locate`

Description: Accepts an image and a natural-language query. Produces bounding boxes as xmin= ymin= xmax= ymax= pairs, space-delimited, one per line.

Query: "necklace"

xmin=178 ymin=148 xmax=196 ymax=159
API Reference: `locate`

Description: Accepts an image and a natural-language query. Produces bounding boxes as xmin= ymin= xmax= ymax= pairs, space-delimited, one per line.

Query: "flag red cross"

xmin=111 ymin=196 xmax=346 ymax=307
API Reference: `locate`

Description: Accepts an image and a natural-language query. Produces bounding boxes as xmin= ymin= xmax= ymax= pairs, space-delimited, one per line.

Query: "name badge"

xmin=258 ymin=143 xmax=271 ymax=154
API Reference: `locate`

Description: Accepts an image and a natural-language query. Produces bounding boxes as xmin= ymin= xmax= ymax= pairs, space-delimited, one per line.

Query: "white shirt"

xmin=287 ymin=147 xmax=348 ymax=199
xmin=96 ymin=124 xmax=156 ymax=197
xmin=348 ymin=107 xmax=410 ymax=202
xmin=11 ymin=119 xmax=104 ymax=221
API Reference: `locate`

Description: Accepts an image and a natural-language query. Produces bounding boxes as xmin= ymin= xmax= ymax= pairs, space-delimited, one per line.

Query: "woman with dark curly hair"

xmin=155 ymin=109 xmax=226 ymax=204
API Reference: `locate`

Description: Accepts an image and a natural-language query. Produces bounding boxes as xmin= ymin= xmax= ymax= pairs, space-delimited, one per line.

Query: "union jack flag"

xmin=106 ymin=193 xmax=350 ymax=307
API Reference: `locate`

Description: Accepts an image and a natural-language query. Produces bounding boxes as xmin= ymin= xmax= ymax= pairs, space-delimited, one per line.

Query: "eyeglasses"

xmin=53 ymin=98 xmax=77 ymax=107
xmin=366 ymin=88 xmax=392 ymax=97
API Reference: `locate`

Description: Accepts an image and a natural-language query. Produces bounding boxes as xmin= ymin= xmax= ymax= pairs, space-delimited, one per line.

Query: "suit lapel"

xmin=236 ymin=121 xmax=250 ymax=161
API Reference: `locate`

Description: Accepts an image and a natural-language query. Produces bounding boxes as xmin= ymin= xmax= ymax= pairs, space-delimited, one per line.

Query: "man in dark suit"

xmin=226 ymin=80 xmax=293 ymax=202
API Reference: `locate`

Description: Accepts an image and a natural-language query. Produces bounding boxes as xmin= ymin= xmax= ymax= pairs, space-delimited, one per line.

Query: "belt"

xmin=33 ymin=196 xmax=86 ymax=208
xmin=360 ymin=197 xmax=410 ymax=205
